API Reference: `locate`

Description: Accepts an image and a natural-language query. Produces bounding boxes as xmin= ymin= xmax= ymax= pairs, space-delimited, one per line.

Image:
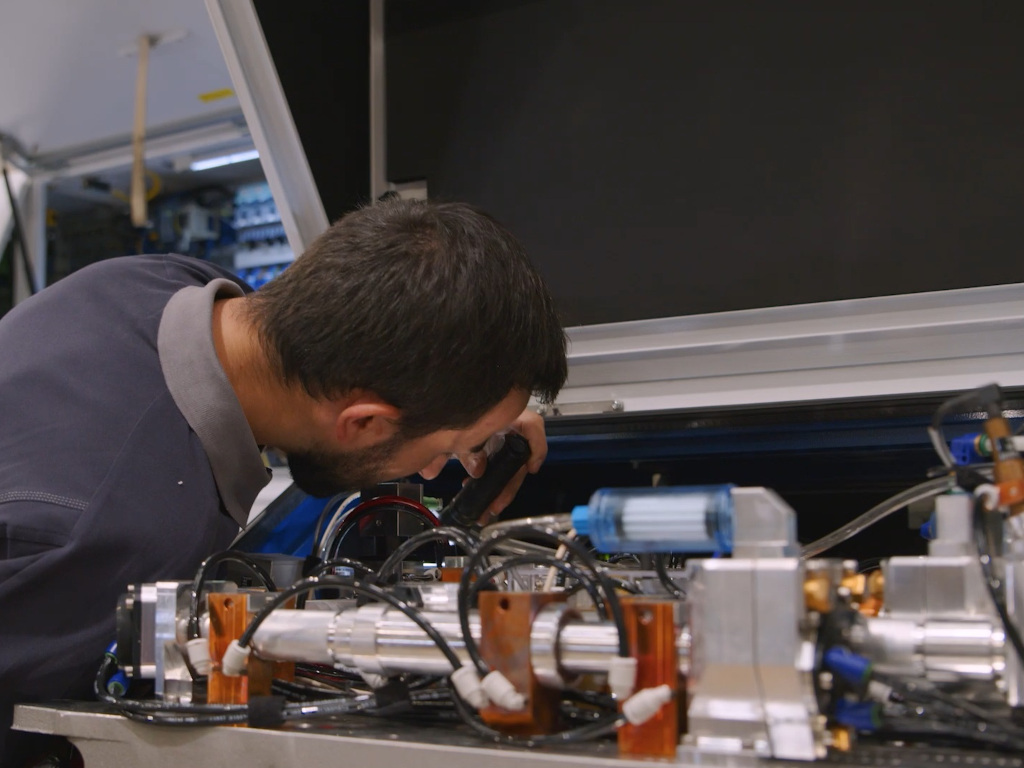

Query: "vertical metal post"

xmin=4 ymin=165 xmax=35 ymax=304
xmin=130 ymin=34 xmax=152 ymax=228
xmin=369 ymin=0 xmax=388 ymax=202
xmin=26 ymin=179 xmax=47 ymax=293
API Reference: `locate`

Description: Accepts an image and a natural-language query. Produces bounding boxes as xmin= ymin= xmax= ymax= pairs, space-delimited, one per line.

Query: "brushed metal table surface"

xmin=14 ymin=703 xmax=1021 ymax=768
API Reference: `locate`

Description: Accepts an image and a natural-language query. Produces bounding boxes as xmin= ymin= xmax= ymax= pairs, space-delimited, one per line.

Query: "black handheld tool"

xmin=438 ymin=432 xmax=532 ymax=528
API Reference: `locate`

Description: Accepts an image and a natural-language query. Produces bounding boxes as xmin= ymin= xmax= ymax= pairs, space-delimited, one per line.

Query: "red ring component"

xmin=325 ymin=495 xmax=439 ymax=560
xmin=347 ymin=495 xmax=438 ymax=527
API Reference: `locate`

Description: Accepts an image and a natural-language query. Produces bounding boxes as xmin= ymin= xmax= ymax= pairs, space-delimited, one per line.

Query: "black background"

xmin=384 ymin=1 xmax=1024 ymax=326
xmin=259 ymin=0 xmax=1024 ymax=326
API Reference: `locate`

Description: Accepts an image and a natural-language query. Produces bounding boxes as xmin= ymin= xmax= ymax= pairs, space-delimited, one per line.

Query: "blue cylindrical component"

xmin=824 ymin=646 xmax=873 ymax=685
xmin=570 ymin=485 xmax=734 ymax=554
xmin=833 ymin=699 xmax=880 ymax=732
xmin=920 ymin=515 xmax=936 ymax=541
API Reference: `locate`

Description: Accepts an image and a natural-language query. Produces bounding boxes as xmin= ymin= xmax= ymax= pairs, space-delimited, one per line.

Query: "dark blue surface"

xmin=245 ymin=493 xmax=332 ymax=557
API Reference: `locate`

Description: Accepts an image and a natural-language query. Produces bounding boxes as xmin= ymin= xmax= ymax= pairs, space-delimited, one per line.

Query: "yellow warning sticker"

xmin=198 ymin=88 xmax=236 ymax=103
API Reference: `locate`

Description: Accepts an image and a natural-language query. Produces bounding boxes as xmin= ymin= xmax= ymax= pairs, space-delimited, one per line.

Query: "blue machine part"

xmin=832 ymin=699 xmax=880 ymax=732
xmin=571 ymin=485 xmax=734 ymax=554
xmin=246 ymin=493 xmax=330 ymax=556
xmin=824 ymin=646 xmax=873 ymax=686
xmin=950 ymin=433 xmax=986 ymax=465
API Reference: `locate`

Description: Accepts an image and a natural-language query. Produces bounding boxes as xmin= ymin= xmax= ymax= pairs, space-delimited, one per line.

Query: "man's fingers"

xmin=508 ymin=408 xmax=547 ymax=473
xmin=478 ymin=465 xmax=529 ymax=524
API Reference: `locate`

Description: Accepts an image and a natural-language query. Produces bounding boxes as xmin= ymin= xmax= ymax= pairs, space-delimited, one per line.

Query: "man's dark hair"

xmin=245 ymin=199 xmax=568 ymax=436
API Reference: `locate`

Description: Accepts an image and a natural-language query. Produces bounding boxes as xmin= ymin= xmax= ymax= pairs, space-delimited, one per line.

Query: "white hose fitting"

xmin=185 ymin=638 xmax=212 ymax=676
xmin=975 ymin=483 xmax=1001 ymax=511
xmin=450 ymin=664 xmax=489 ymax=710
xmin=608 ymin=656 xmax=638 ymax=700
xmin=481 ymin=670 xmax=526 ymax=711
xmin=361 ymin=672 xmax=389 ymax=690
xmin=221 ymin=640 xmax=251 ymax=677
xmin=622 ymin=684 xmax=674 ymax=725
xmin=867 ymin=679 xmax=894 ymax=703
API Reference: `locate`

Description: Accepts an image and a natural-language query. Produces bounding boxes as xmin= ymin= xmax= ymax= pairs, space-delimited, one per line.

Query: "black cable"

xmin=873 ymin=671 xmax=1021 ymax=735
xmin=972 ymin=495 xmax=1024 ymax=667
xmin=97 ymin=643 xmax=381 ymax=726
xmin=1 ymin=162 xmax=36 ymax=295
xmin=875 ymin=717 xmax=1024 ymax=753
xmin=655 ymin=554 xmax=685 ymax=599
xmin=449 ymin=690 xmax=623 ymax=745
xmin=295 ymin=662 xmax=363 ymax=683
xmin=561 ymin=688 xmax=617 ymax=710
xmin=376 ymin=526 xmax=481 ymax=582
xmin=187 ymin=551 xmax=277 ymax=640
xmin=272 ymin=678 xmax=352 ymax=700
xmin=115 ymin=695 xmax=376 ymax=727
xmin=95 ymin=654 xmax=249 ymax=715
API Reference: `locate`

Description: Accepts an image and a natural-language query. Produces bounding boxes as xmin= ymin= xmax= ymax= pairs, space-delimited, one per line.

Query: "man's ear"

xmin=334 ymin=396 xmax=401 ymax=448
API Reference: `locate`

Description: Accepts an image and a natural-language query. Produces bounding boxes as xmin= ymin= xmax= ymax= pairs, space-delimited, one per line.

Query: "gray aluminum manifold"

xmin=685 ymin=487 xmax=826 ymax=761
xmin=849 ymin=493 xmax=1024 ymax=705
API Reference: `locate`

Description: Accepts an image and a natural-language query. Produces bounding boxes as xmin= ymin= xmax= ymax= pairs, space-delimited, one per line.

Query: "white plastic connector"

xmin=450 ymin=664 xmax=489 ymax=710
xmin=361 ymin=672 xmax=389 ymax=690
xmin=975 ymin=483 xmax=1001 ymax=511
xmin=622 ymin=684 xmax=673 ymax=725
xmin=481 ymin=670 xmax=526 ymax=711
xmin=221 ymin=640 xmax=251 ymax=677
xmin=867 ymin=679 xmax=894 ymax=703
xmin=608 ymin=656 xmax=638 ymax=700
xmin=185 ymin=638 xmax=212 ymax=676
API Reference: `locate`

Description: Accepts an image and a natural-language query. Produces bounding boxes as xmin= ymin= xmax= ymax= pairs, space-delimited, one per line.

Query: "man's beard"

xmin=286 ymin=434 xmax=403 ymax=498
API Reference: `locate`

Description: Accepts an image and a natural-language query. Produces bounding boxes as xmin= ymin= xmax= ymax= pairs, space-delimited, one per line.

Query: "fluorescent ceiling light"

xmin=189 ymin=149 xmax=259 ymax=172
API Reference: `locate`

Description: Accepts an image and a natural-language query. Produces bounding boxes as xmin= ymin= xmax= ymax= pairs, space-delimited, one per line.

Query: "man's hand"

xmin=458 ymin=407 xmax=548 ymax=524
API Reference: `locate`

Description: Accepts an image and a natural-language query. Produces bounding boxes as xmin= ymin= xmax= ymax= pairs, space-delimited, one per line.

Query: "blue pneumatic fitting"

xmin=107 ymin=669 xmax=129 ymax=697
xmin=833 ymin=699 xmax=880 ymax=732
xmin=570 ymin=485 xmax=734 ymax=554
xmin=950 ymin=433 xmax=986 ymax=466
xmin=104 ymin=641 xmax=129 ymax=697
xmin=824 ymin=646 xmax=873 ymax=686
xmin=920 ymin=514 xmax=936 ymax=541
